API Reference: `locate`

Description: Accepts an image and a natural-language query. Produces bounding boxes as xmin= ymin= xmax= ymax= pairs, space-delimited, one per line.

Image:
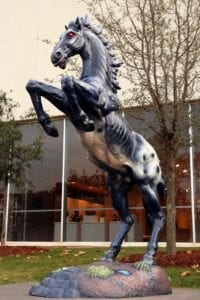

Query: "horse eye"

xmin=67 ymin=31 xmax=76 ymax=39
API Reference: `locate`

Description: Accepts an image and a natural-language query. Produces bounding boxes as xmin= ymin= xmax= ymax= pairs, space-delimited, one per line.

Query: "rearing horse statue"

xmin=26 ymin=16 xmax=165 ymax=271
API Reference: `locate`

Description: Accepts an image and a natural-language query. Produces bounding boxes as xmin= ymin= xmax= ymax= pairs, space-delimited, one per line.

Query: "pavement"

xmin=0 ymin=283 xmax=199 ymax=300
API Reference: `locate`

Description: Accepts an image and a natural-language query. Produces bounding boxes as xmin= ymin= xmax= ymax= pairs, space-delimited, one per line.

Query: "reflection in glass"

xmin=7 ymin=119 xmax=63 ymax=241
xmin=4 ymin=103 xmax=199 ymax=243
xmin=192 ymin=103 xmax=200 ymax=242
xmin=65 ymin=107 xmax=194 ymax=243
xmin=65 ymin=120 xmax=151 ymax=242
xmin=0 ymin=181 xmax=4 ymax=234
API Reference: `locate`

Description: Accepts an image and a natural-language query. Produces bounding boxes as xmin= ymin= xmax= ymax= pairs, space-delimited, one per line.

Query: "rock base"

xmin=29 ymin=261 xmax=172 ymax=298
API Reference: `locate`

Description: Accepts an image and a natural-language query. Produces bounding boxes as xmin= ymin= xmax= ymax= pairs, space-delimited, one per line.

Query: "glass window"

xmin=63 ymin=107 xmax=194 ymax=243
xmin=0 ymin=181 xmax=4 ymax=234
xmin=65 ymin=115 xmax=156 ymax=242
xmin=5 ymin=102 xmax=198 ymax=243
xmin=7 ymin=119 xmax=63 ymax=241
xmin=65 ymin=122 xmax=123 ymax=242
xmin=175 ymin=149 xmax=192 ymax=242
xmin=126 ymin=106 xmax=192 ymax=242
xmin=191 ymin=102 xmax=200 ymax=242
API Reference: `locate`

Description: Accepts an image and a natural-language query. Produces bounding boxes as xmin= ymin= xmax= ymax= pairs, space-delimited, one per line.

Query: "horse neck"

xmin=80 ymin=32 xmax=108 ymax=83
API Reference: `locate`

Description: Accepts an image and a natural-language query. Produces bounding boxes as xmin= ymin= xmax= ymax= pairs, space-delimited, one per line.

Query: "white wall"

xmin=0 ymin=0 xmax=88 ymax=119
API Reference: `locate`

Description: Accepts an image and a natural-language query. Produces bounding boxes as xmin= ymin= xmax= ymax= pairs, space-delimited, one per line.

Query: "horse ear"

xmin=82 ymin=15 xmax=90 ymax=26
xmin=75 ymin=17 xmax=82 ymax=30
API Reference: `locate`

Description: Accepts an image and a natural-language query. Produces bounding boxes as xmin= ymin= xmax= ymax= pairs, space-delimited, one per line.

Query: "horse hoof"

xmin=133 ymin=256 xmax=155 ymax=272
xmin=80 ymin=121 xmax=95 ymax=132
xmin=100 ymin=248 xmax=119 ymax=262
xmin=77 ymin=115 xmax=95 ymax=132
xmin=83 ymin=123 xmax=95 ymax=132
xmin=100 ymin=255 xmax=114 ymax=262
xmin=44 ymin=124 xmax=59 ymax=137
xmin=133 ymin=261 xmax=152 ymax=272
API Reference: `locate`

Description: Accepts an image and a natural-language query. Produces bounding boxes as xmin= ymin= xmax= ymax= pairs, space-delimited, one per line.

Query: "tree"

xmin=84 ymin=0 xmax=200 ymax=254
xmin=0 ymin=90 xmax=43 ymax=245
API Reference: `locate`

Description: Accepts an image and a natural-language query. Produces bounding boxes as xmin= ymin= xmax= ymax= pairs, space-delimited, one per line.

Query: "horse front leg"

xmin=26 ymin=80 xmax=67 ymax=137
xmin=101 ymin=171 xmax=134 ymax=261
xmin=73 ymin=79 xmax=119 ymax=116
xmin=61 ymin=77 xmax=95 ymax=132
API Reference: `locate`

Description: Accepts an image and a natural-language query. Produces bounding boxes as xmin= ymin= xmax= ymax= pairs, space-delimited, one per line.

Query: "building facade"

xmin=0 ymin=104 xmax=200 ymax=245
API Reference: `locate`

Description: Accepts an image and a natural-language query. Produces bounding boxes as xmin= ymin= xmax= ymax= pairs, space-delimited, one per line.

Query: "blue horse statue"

xmin=26 ymin=16 xmax=165 ymax=271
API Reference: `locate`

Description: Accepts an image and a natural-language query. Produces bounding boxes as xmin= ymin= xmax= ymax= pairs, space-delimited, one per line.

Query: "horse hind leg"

xmin=135 ymin=183 xmax=165 ymax=271
xmin=101 ymin=171 xmax=134 ymax=261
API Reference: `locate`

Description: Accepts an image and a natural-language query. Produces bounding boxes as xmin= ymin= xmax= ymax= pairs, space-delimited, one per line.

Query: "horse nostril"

xmin=55 ymin=51 xmax=62 ymax=58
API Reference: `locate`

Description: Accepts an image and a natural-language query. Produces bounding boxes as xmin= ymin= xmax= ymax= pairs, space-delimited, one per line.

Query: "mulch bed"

xmin=0 ymin=246 xmax=200 ymax=268
xmin=120 ymin=250 xmax=200 ymax=267
xmin=0 ymin=246 xmax=48 ymax=257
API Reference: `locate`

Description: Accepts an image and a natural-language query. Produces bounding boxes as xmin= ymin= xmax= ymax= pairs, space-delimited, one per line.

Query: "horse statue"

xmin=26 ymin=16 xmax=165 ymax=271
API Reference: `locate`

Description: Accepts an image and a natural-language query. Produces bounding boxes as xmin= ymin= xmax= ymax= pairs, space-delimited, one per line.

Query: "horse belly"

xmin=79 ymin=132 xmax=126 ymax=170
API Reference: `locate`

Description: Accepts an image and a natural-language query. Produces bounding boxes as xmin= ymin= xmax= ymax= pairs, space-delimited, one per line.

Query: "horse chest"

xmin=79 ymin=131 xmax=125 ymax=170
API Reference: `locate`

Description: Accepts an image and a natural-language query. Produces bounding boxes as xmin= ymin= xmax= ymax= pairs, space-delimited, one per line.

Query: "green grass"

xmin=0 ymin=247 xmax=200 ymax=289
xmin=0 ymin=247 xmax=106 ymax=284
xmin=166 ymin=267 xmax=200 ymax=289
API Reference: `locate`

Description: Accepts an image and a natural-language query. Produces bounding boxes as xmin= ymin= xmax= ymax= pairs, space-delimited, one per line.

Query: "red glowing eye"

xmin=67 ymin=31 xmax=75 ymax=39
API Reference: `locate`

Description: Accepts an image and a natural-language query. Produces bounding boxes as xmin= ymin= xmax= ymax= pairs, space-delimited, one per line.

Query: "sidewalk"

xmin=0 ymin=283 xmax=199 ymax=300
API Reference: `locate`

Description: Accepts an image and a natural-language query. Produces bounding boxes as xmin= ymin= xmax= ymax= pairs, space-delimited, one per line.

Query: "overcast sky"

xmin=0 ymin=0 xmax=89 ymax=119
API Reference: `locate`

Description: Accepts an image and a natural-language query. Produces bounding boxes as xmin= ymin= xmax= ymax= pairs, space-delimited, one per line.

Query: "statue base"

xmin=29 ymin=261 xmax=172 ymax=298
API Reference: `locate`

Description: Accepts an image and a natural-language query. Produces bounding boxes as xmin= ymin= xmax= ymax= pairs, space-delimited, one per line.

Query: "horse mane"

xmin=68 ymin=16 xmax=123 ymax=94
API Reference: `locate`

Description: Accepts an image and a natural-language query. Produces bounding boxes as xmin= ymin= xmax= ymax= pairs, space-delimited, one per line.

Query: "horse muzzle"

xmin=51 ymin=48 xmax=68 ymax=69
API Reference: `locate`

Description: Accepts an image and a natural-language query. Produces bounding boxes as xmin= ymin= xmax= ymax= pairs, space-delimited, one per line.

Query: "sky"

xmin=0 ymin=0 xmax=89 ymax=119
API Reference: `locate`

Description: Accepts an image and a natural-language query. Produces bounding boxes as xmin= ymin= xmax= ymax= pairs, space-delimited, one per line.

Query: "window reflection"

xmin=7 ymin=119 xmax=63 ymax=241
xmin=65 ymin=107 xmax=194 ymax=243
xmin=4 ymin=103 xmax=199 ymax=243
xmin=192 ymin=103 xmax=200 ymax=242
xmin=0 ymin=182 xmax=4 ymax=232
xmin=65 ymin=121 xmax=146 ymax=242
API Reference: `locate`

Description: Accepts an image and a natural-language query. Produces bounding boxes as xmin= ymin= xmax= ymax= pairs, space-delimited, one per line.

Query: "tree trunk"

xmin=1 ymin=185 xmax=8 ymax=246
xmin=166 ymin=148 xmax=176 ymax=255
xmin=1 ymin=201 xmax=6 ymax=245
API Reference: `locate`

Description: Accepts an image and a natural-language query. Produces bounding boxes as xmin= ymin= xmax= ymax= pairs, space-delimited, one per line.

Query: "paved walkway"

xmin=0 ymin=283 xmax=199 ymax=300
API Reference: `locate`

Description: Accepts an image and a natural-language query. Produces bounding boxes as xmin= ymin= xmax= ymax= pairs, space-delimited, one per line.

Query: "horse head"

xmin=51 ymin=17 xmax=85 ymax=69
xmin=51 ymin=16 xmax=122 ymax=95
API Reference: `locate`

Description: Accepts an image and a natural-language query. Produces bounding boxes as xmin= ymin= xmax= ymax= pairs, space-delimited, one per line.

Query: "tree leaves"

xmin=0 ymin=90 xmax=44 ymax=244
xmin=0 ymin=90 xmax=43 ymax=188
